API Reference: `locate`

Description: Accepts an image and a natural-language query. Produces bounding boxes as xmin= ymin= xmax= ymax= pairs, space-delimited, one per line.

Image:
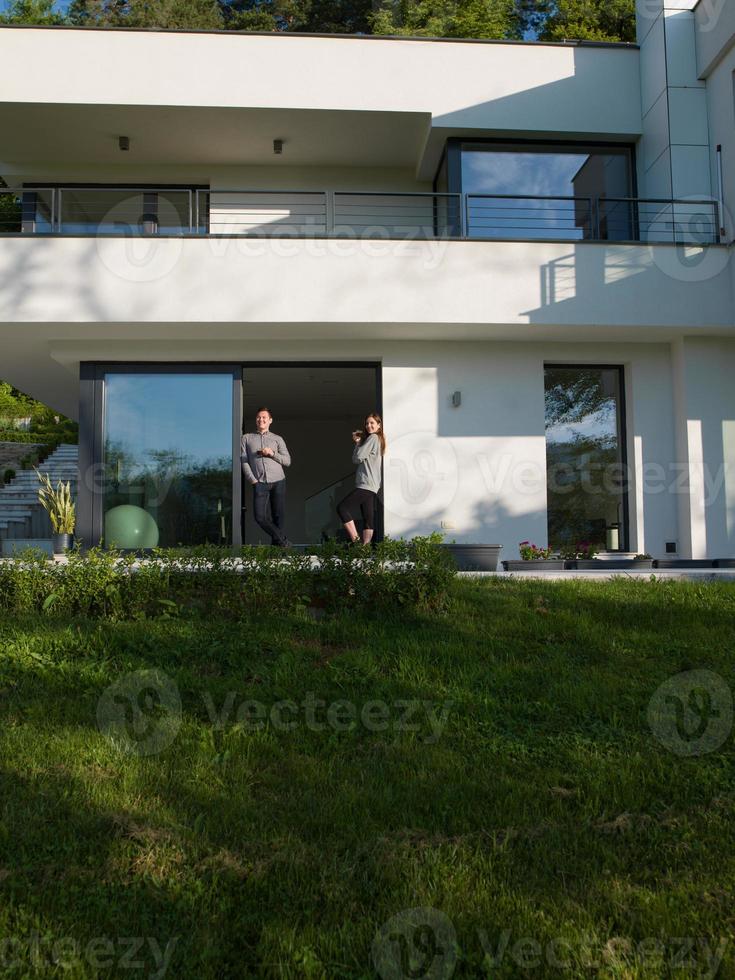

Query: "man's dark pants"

xmin=253 ymin=480 xmax=287 ymax=545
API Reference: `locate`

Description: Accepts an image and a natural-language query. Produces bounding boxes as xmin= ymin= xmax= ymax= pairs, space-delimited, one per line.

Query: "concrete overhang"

xmin=0 ymin=26 xmax=643 ymax=181
xmin=0 ymin=104 xmax=431 ymax=177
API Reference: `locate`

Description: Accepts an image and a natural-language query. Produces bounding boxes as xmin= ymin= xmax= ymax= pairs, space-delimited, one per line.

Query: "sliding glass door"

xmin=95 ymin=367 xmax=239 ymax=548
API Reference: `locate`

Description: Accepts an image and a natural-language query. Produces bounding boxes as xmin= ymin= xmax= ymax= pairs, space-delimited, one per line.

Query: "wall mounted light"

xmin=118 ymin=136 xmax=130 ymax=152
xmin=452 ymin=391 xmax=461 ymax=408
xmin=273 ymin=139 xmax=284 ymax=155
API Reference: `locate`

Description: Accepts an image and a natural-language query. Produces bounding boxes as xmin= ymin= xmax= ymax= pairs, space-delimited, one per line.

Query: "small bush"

xmin=0 ymin=536 xmax=455 ymax=620
xmin=2 ymin=467 xmax=15 ymax=484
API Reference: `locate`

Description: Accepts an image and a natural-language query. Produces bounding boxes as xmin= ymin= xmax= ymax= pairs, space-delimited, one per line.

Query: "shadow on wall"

xmin=431 ymin=47 xmax=639 ymax=134
xmin=383 ymin=487 xmax=545 ymax=559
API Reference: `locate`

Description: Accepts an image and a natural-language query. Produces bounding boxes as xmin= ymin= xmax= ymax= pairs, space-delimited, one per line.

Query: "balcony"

xmin=0 ymin=186 xmax=722 ymax=246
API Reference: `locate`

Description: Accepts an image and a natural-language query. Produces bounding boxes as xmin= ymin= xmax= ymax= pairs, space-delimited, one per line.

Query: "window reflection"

xmin=544 ymin=367 xmax=626 ymax=552
xmin=461 ymin=143 xmax=632 ymax=240
xmin=103 ymin=373 xmax=232 ymax=548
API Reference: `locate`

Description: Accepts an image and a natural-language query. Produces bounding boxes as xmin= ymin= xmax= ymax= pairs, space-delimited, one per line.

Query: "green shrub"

xmin=0 ymin=536 xmax=455 ymax=620
xmin=2 ymin=467 xmax=15 ymax=484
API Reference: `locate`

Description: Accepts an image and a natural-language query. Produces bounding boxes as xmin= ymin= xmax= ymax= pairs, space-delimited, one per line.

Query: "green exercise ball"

xmin=104 ymin=505 xmax=160 ymax=549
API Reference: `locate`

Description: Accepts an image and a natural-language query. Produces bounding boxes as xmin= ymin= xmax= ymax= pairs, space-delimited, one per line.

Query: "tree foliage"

xmin=531 ymin=0 xmax=635 ymax=42
xmin=3 ymin=0 xmax=636 ymax=41
xmin=369 ymin=0 xmax=519 ymax=39
xmin=0 ymin=0 xmax=65 ymax=24
xmin=67 ymin=0 xmax=223 ymax=30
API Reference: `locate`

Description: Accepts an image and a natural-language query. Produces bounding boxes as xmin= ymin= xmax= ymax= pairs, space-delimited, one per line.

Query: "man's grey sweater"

xmin=241 ymin=431 xmax=291 ymax=484
xmin=353 ymin=433 xmax=382 ymax=493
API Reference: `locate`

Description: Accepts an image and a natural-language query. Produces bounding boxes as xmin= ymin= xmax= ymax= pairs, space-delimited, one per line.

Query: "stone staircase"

xmin=0 ymin=444 xmax=78 ymax=555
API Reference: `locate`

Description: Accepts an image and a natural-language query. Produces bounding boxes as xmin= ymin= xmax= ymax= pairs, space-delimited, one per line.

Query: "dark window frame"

xmin=79 ymin=362 xmax=242 ymax=549
xmin=542 ymin=362 xmax=629 ymax=553
xmin=79 ymin=360 xmax=383 ymax=549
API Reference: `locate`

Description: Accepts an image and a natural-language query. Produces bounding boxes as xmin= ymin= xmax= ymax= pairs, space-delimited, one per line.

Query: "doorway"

xmin=241 ymin=364 xmax=381 ymax=545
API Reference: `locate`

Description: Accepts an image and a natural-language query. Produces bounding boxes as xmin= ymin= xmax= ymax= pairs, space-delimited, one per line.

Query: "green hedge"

xmin=0 ymin=537 xmax=456 ymax=619
xmin=0 ymin=427 xmax=77 ymax=446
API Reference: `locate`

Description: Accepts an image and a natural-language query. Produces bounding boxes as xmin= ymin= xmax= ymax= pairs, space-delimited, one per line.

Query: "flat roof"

xmin=0 ymin=23 xmax=638 ymax=49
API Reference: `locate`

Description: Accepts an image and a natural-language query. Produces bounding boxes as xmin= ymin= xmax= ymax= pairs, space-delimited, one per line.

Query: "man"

xmin=241 ymin=407 xmax=291 ymax=547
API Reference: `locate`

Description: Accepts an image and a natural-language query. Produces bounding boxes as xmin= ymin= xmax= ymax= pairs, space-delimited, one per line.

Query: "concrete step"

xmin=0 ymin=515 xmax=31 ymax=524
xmin=0 ymin=490 xmax=75 ymax=497
xmin=10 ymin=474 xmax=78 ymax=480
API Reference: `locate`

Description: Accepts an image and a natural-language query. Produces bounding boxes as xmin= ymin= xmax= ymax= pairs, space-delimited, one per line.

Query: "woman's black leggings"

xmin=337 ymin=488 xmax=376 ymax=530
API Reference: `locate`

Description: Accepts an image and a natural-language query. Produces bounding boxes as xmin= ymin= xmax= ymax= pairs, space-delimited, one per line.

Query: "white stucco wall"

xmin=0 ymin=237 xmax=731 ymax=331
xmin=381 ymin=341 xmax=679 ymax=558
xmin=672 ymin=336 xmax=735 ymax=557
xmin=0 ymin=28 xmax=642 ymax=138
xmin=698 ymin=41 xmax=735 ymax=237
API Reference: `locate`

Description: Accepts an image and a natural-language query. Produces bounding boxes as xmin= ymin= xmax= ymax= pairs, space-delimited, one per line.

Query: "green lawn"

xmin=1 ymin=578 xmax=734 ymax=979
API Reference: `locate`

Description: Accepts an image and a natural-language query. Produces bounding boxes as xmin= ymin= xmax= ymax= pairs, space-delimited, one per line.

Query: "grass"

xmin=1 ymin=577 xmax=734 ymax=978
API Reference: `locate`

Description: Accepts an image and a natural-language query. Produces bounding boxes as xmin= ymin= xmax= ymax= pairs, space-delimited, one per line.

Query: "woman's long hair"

xmin=362 ymin=413 xmax=386 ymax=456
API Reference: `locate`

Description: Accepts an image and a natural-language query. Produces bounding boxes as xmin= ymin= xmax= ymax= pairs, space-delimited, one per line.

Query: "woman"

xmin=337 ymin=413 xmax=385 ymax=545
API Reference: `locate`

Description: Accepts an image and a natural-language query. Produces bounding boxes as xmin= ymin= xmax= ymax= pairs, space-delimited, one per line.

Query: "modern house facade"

xmin=0 ymin=2 xmax=733 ymax=557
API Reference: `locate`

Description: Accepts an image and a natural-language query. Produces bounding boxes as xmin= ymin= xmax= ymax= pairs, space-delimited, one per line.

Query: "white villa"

xmin=0 ymin=1 xmax=733 ymax=558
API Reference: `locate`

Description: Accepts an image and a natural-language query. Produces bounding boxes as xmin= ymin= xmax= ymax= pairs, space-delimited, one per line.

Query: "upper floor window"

xmin=440 ymin=140 xmax=634 ymax=240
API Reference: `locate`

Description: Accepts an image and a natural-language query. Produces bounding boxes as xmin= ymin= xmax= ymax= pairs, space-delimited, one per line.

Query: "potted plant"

xmin=575 ymin=547 xmax=653 ymax=570
xmin=653 ymin=558 xmax=714 ymax=569
xmin=502 ymin=541 xmax=565 ymax=572
xmin=442 ymin=541 xmax=503 ymax=571
xmin=563 ymin=540 xmax=599 ymax=569
xmin=35 ymin=469 xmax=75 ymax=554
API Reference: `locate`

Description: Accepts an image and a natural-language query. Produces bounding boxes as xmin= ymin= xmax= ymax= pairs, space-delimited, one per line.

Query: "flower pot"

xmin=443 ymin=544 xmax=502 ymax=571
xmin=51 ymin=533 xmax=73 ymax=555
xmin=502 ymin=559 xmax=566 ymax=572
xmin=653 ymin=559 xmax=714 ymax=569
xmin=572 ymin=558 xmax=653 ymax=570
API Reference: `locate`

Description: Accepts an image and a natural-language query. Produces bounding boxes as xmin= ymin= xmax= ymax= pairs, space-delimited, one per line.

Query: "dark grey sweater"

xmin=241 ymin=431 xmax=291 ymax=484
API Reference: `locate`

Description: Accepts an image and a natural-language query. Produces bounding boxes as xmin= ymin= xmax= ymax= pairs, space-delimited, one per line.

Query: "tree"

xmin=67 ymin=0 xmax=224 ymax=29
xmin=3 ymin=0 xmax=637 ymax=50
xmin=220 ymin=0 xmax=373 ymax=33
xmin=369 ymin=0 xmax=519 ymax=39
xmin=0 ymin=0 xmax=64 ymax=24
xmin=532 ymin=0 xmax=635 ymax=43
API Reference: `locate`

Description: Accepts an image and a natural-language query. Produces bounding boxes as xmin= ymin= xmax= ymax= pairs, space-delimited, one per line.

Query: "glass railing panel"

xmin=58 ymin=189 xmax=192 ymax=234
xmin=333 ymin=193 xmax=461 ymax=239
xmin=304 ymin=473 xmax=354 ymax=544
xmin=466 ymin=195 xmax=592 ymax=240
xmin=207 ymin=191 xmax=327 ymax=236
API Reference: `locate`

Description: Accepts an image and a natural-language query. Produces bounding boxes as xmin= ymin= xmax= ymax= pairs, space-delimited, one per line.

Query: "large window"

xmin=454 ymin=141 xmax=633 ymax=240
xmin=101 ymin=371 xmax=235 ymax=548
xmin=544 ymin=366 xmax=627 ymax=553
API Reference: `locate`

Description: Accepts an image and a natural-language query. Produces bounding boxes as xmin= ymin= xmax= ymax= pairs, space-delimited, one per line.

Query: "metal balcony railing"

xmin=0 ymin=186 xmax=722 ymax=245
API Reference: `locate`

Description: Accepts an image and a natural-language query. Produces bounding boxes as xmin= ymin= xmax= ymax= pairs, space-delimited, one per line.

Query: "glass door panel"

xmin=544 ymin=366 xmax=626 ymax=553
xmin=102 ymin=372 xmax=233 ymax=548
